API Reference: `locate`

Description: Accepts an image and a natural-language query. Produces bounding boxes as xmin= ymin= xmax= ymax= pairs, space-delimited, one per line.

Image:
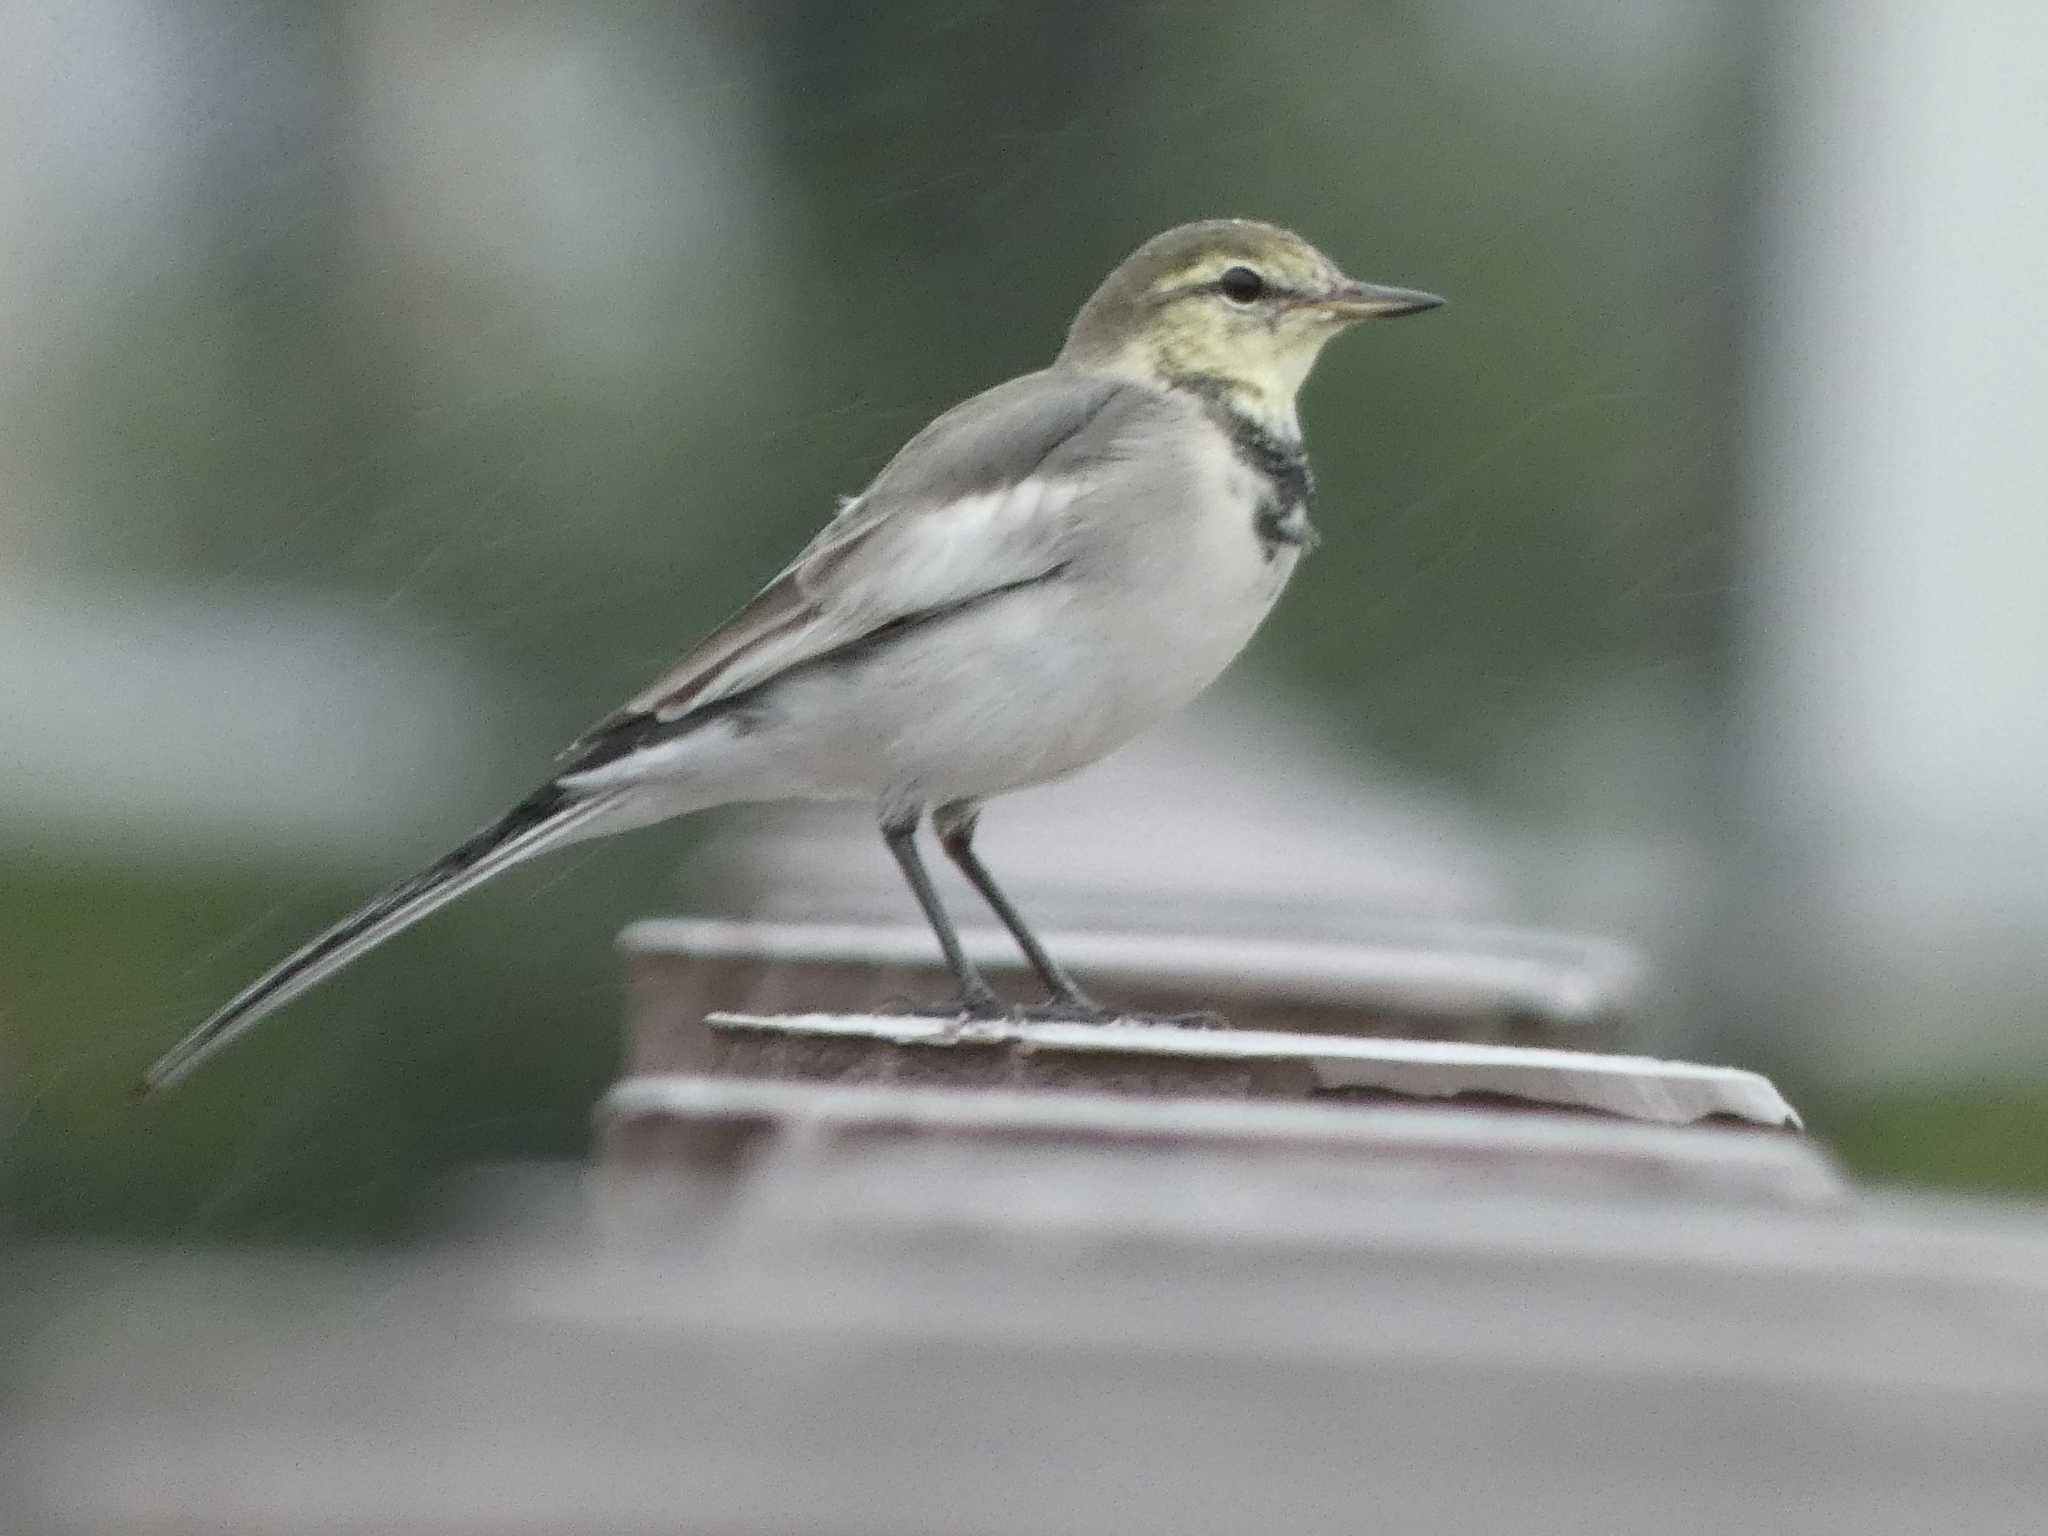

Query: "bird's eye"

xmin=1217 ymin=266 xmax=1265 ymax=304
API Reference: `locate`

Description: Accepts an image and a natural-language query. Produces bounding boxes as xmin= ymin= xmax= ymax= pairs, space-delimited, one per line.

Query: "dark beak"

xmin=1314 ymin=279 xmax=1445 ymax=322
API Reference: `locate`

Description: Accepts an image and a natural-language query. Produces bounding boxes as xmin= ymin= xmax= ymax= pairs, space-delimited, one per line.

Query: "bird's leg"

xmin=933 ymin=801 xmax=1107 ymax=1019
xmin=881 ymin=808 xmax=1004 ymax=1018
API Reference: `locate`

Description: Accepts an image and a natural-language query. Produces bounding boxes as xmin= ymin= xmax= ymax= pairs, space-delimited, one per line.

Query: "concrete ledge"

xmin=598 ymin=1072 xmax=1842 ymax=1203
xmin=619 ymin=918 xmax=1640 ymax=1021
xmin=697 ymin=1011 xmax=1802 ymax=1130
xmin=616 ymin=917 xmax=1642 ymax=1072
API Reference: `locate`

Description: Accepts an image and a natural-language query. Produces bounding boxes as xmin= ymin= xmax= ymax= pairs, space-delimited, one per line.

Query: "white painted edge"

xmin=704 ymin=1011 xmax=1802 ymax=1131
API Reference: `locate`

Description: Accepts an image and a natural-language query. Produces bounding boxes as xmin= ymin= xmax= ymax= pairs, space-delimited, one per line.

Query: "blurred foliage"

xmin=3 ymin=839 xmax=677 ymax=1242
xmin=1807 ymin=1084 xmax=2048 ymax=1200
xmin=25 ymin=0 xmax=1750 ymax=796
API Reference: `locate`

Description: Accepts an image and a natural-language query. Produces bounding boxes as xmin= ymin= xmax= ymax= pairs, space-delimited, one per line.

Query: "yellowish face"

xmin=1063 ymin=221 xmax=1441 ymax=425
xmin=1129 ymin=235 xmax=1361 ymax=408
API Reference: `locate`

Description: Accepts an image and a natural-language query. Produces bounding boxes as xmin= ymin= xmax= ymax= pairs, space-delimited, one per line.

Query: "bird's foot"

xmin=888 ymin=996 xmax=1230 ymax=1031
xmin=899 ymin=991 xmax=1010 ymax=1021
xmin=1015 ymin=1000 xmax=1231 ymax=1030
xmin=1153 ymin=1009 xmax=1231 ymax=1031
xmin=1014 ymin=998 xmax=1115 ymax=1024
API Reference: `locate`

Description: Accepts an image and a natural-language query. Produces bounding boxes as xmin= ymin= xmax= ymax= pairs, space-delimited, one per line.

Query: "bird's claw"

xmin=894 ymin=997 xmax=1230 ymax=1031
xmin=1014 ymin=998 xmax=1116 ymax=1024
xmin=1019 ymin=1001 xmax=1231 ymax=1030
xmin=900 ymin=994 xmax=1008 ymax=1021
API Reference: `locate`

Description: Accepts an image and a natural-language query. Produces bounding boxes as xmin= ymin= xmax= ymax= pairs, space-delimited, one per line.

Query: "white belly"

xmin=588 ymin=433 xmax=1301 ymax=816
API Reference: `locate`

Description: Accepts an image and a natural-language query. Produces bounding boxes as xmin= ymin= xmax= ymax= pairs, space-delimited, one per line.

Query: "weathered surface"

xmin=687 ymin=1010 xmax=1801 ymax=1128
xmin=618 ymin=916 xmax=1644 ymax=1073
xmin=599 ymin=1072 xmax=1843 ymax=1203
xmin=12 ymin=1145 xmax=2048 ymax=1536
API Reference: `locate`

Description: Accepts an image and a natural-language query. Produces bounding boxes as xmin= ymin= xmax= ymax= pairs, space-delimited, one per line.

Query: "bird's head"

xmin=1059 ymin=219 xmax=1441 ymax=424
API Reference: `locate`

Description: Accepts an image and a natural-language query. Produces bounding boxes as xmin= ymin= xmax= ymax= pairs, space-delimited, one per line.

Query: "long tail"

xmin=139 ymin=783 xmax=629 ymax=1095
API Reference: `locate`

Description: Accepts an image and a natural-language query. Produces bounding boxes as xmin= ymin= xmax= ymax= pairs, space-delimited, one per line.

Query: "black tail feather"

xmin=140 ymin=781 xmax=605 ymax=1094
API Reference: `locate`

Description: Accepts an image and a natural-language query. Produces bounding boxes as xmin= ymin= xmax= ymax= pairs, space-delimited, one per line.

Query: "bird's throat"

xmin=1167 ymin=372 xmax=1318 ymax=563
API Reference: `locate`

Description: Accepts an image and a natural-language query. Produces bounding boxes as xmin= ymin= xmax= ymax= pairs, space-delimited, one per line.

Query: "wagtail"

xmin=143 ymin=218 xmax=1441 ymax=1092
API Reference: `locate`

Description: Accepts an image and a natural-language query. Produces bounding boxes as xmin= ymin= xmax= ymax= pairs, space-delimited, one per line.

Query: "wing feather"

xmin=562 ymin=369 xmax=1159 ymax=762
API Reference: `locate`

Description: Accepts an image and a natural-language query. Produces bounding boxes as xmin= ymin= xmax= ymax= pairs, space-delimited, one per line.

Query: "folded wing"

xmin=562 ymin=368 xmax=1160 ymax=769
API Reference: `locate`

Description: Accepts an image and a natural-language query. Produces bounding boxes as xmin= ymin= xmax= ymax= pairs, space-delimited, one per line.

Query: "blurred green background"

xmin=5 ymin=0 xmax=2043 ymax=1243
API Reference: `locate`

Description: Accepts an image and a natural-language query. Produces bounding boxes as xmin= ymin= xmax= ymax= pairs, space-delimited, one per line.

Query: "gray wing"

xmin=562 ymin=367 xmax=1166 ymax=762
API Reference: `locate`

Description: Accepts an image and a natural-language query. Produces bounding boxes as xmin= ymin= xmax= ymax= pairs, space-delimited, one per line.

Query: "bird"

xmin=140 ymin=218 xmax=1441 ymax=1093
